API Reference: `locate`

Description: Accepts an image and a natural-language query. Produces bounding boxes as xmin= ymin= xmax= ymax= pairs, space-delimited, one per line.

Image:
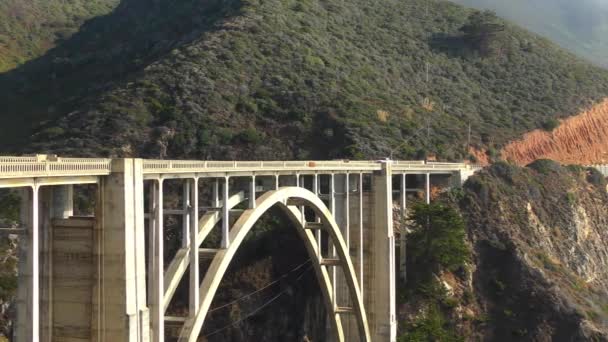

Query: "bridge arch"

xmin=178 ymin=187 xmax=371 ymax=342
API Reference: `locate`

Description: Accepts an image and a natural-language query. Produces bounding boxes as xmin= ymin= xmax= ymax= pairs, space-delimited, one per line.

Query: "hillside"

xmin=460 ymin=162 xmax=608 ymax=340
xmin=502 ymin=99 xmax=608 ymax=165
xmin=450 ymin=0 xmax=608 ymax=68
xmin=400 ymin=162 xmax=608 ymax=340
xmin=0 ymin=0 xmax=119 ymax=72
xmin=0 ymin=0 xmax=607 ymax=160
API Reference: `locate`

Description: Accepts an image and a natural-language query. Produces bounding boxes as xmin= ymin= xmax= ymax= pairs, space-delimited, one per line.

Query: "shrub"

xmin=235 ymin=127 xmax=263 ymax=144
xmin=541 ymin=118 xmax=560 ymax=131
xmin=527 ymin=159 xmax=561 ymax=175
xmin=407 ymin=203 xmax=470 ymax=274
xmin=399 ymin=304 xmax=463 ymax=342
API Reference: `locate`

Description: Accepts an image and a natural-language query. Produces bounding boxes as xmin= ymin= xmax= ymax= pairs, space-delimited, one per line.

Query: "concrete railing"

xmin=588 ymin=165 xmax=608 ymax=176
xmin=141 ymin=159 xmax=382 ymax=174
xmin=0 ymin=156 xmax=112 ymax=178
xmin=0 ymin=155 xmax=474 ymax=179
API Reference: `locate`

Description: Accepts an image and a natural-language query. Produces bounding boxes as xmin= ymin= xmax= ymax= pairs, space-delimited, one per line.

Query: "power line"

xmin=208 ymin=259 xmax=312 ymax=314
xmin=203 ymin=290 xmax=287 ymax=338
xmin=202 ymin=265 xmax=313 ymax=338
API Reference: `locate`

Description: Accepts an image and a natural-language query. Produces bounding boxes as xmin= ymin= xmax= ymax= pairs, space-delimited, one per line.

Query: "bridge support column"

xmin=15 ymin=186 xmax=39 ymax=342
xmin=95 ymin=159 xmax=148 ymax=341
xmin=399 ymin=174 xmax=407 ymax=283
xmin=369 ymin=162 xmax=397 ymax=342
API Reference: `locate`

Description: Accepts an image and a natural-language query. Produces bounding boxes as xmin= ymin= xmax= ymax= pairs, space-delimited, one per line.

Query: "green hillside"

xmin=0 ymin=0 xmax=119 ymax=72
xmin=1 ymin=0 xmax=607 ymax=161
xmin=451 ymin=0 xmax=608 ymax=68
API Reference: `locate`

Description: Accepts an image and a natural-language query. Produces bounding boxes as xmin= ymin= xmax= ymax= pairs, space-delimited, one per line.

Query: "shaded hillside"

xmin=501 ymin=99 xmax=608 ymax=165
xmin=460 ymin=161 xmax=608 ymax=340
xmin=450 ymin=0 xmax=608 ymax=68
xmin=0 ymin=0 xmax=119 ymax=72
xmin=0 ymin=0 xmax=608 ymax=159
xmin=401 ymin=162 xmax=608 ymax=340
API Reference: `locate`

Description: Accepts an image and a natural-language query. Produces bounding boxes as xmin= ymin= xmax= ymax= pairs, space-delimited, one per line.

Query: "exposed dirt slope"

xmin=502 ymin=99 xmax=608 ymax=165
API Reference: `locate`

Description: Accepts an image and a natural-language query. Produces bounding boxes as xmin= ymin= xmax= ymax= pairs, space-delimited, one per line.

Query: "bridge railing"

xmin=0 ymin=156 xmax=475 ymax=179
xmin=588 ymin=164 xmax=608 ymax=177
xmin=141 ymin=160 xmax=382 ymax=174
xmin=0 ymin=156 xmax=112 ymax=178
xmin=393 ymin=161 xmax=469 ymax=171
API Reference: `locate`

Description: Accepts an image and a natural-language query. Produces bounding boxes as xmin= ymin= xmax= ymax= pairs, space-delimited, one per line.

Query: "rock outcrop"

xmin=459 ymin=161 xmax=608 ymax=340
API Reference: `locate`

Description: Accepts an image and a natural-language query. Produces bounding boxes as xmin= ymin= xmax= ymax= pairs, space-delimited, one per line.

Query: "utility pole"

xmin=467 ymin=122 xmax=471 ymax=150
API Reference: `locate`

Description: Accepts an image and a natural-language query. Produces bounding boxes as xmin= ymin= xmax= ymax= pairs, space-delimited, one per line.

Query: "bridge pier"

xmin=16 ymin=184 xmax=75 ymax=342
xmin=369 ymin=162 xmax=397 ymax=342
xmin=95 ymin=159 xmax=148 ymax=341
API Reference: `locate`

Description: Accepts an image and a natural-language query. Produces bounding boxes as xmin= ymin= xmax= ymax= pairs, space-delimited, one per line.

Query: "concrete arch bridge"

xmin=0 ymin=156 xmax=476 ymax=342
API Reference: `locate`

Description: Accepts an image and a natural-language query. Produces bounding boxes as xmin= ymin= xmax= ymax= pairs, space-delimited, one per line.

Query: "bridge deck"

xmin=0 ymin=155 xmax=474 ymax=185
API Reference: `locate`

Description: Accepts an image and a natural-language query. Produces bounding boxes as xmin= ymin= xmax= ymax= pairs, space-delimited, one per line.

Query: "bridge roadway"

xmin=0 ymin=155 xmax=476 ymax=342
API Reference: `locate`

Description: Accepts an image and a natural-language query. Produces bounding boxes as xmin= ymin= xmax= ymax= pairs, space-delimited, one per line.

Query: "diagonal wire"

xmin=202 ymin=265 xmax=313 ymax=338
xmin=208 ymin=259 xmax=312 ymax=313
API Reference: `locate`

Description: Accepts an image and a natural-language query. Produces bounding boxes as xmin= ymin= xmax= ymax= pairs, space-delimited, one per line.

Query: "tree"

xmin=460 ymin=10 xmax=506 ymax=57
xmin=407 ymin=203 xmax=469 ymax=274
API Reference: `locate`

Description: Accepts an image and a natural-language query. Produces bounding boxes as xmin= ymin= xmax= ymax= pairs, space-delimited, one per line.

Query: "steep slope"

xmin=501 ymin=99 xmax=608 ymax=165
xmin=1 ymin=0 xmax=608 ymax=159
xmin=0 ymin=0 xmax=119 ymax=72
xmin=450 ymin=0 xmax=608 ymax=68
xmin=459 ymin=161 xmax=608 ymax=340
xmin=400 ymin=162 xmax=608 ymax=340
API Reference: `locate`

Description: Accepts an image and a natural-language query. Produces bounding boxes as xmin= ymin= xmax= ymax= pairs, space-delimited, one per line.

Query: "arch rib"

xmin=163 ymin=191 xmax=247 ymax=311
xmin=177 ymin=187 xmax=371 ymax=342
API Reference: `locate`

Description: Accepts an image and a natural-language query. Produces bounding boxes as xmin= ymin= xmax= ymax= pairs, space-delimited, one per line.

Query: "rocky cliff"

xmin=455 ymin=161 xmax=608 ymax=340
xmin=399 ymin=161 xmax=608 ymax=341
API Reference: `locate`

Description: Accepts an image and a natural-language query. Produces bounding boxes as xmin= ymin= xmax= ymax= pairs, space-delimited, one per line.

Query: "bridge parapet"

xmin=0 ymin=156 xmax=475 ymax=179
xmin=588 ymin=164 xmax=608 ymax=176
xmin=0 ymin=155 xmax=111 ymax=178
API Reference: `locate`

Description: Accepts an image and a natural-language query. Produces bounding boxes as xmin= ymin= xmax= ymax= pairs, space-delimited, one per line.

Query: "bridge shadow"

xmin=0 ymin=0 xmax=243 ymax=153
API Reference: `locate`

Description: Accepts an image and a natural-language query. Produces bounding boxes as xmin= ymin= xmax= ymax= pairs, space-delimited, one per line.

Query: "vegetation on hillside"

xmin=0 ymin=0 xmax=607 ymax=160
xmin=399 ymin=202 xmax=470 ymax=341
xmin=0 ymin=0 xmax=119 ymax=72
xmin=0 ymin=190 xmax=20 ymax=339
xmin=451 ymin=0 xmax=608 ymax=68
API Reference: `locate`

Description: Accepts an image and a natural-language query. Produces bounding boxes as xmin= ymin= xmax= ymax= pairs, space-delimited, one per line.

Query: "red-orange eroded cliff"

xmin=502 ymin=99 xmax=608 ymax=165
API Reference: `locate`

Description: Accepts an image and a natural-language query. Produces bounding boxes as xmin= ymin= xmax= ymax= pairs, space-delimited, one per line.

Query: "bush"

xmin=527 ymin=159 xmax=561 ymax=175
xmin=235 ymin=127 xmax=264 ymax=144
xmin=541 ymin=118 xmax=560 ymax=131
xmin=407 ymin=203 xmax=470 ymax=274
xmin=399 ymin=304 xmax=463 ymax=342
